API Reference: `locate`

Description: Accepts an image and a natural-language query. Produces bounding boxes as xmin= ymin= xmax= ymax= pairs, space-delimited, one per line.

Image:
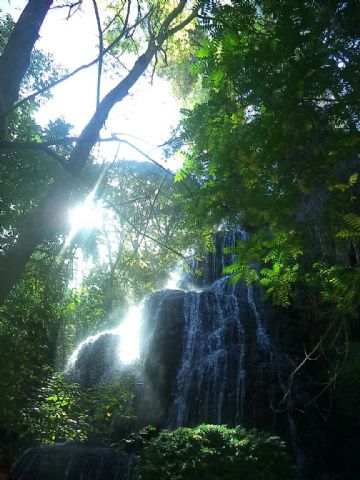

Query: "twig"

xmin=3 ymin=2 xmax=144 ymax=117
xmin=138 ymin=174 xmax=167 ymax=250
xmin=280 ymin=316 xmax=348 ymax=410
xmin=111 ymin=135 xmax=174 ymax=177
xmin=102 ymin=0 xmax=130 ymax=35
xmin=50 ymin=2 xmax=82 ymax=19
xmin=91 ymin=0 xmax=104 ymax=110
xmin=104 ymin=197 xmax=189 ymax=264
xmin=304 ymin=320 xmax=349 ymax=407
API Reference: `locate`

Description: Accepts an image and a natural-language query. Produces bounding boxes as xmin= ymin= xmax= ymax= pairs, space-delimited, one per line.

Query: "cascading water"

xmin=168 ymin=277 xmax=247 ymax=427
xmin=165 ymin=231 xmax=254 ymax=428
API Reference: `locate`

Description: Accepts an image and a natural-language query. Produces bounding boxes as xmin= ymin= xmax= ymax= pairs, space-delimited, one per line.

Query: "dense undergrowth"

xmin=133 ymin=424 xmax=295 ymax=480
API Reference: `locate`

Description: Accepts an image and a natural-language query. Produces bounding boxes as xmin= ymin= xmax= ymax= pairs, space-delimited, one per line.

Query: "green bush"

xmin=133 ymin=424 xmax=295 ymax=480
xmin=21 ymin=371 xmax=135 ymax=444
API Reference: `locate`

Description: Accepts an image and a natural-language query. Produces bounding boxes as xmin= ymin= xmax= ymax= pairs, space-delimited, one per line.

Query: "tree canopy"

xmin=176 ymin=0 xmax=360 ymax=316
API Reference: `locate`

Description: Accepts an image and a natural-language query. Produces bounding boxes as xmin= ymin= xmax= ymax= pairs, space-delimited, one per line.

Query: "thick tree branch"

xmin=158 ymin=0 xmax=187 ymax=37
xmin=0 ymin=135 xmax=194 ymax=195
xmin=67 ymin=0 xmax=197 ymax=174
xmin=163 ymin=7 xmax=199 ymax=40
xmin=0 ymin=137 xmax=172 ymax=176
xmin=0 ymin=0 xmax=53 ymax=137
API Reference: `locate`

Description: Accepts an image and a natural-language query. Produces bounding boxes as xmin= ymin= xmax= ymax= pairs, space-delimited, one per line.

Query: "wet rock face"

xmin=12 ymin=445 xmax=133 ymax=480
xmin=68 ymin=333 xmax=122 ymax=388
xmin=182 ymin=231 xmax=244 ymax=288
xmin=139 ymin=289 xmax=186 ymax=426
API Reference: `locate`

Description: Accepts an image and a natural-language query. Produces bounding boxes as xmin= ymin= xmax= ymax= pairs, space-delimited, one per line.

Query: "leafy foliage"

xmin=97 ymin=161 xmax=191 ymax=301
xmin=21 ymin=371 xmax=135 ymax=444
xmin=21 ymin=372 xmax=90 ymax=443
xmin=176 ymin=0 xmax=360 ymax=315
xmin=133 ymin=424 xmax=295 ymax=480
xmin=0 ymin=251 xmax=73 ymax=437
xmin=224 ymin=230 xmax=302 ymax=306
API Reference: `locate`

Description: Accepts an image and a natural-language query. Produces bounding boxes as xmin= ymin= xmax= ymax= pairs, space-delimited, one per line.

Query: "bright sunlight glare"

xmin=67 ymin=303 xmax=142 ymax=370
xmin=117 ymin=304 xmax=143 ymax=364
xmin=69 ymin=199 xmax=105 ymax=233
xmin=164 ymin=265 xmax=183 ymax=290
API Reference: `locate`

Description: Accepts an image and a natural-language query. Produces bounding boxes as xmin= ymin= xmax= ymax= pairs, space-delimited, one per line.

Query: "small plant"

xmin=133 ymin=424 xmax=295 ymax=480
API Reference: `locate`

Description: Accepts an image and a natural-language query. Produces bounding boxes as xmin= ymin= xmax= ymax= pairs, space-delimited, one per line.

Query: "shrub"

xmin=21 ymin=371 xmax=135 ymax=444
xmin=133 ymin=423 xmax=295 ymax=480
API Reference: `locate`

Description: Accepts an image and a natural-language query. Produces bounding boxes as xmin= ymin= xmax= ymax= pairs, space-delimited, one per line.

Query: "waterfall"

xmin=168 ymin=277 xmax=246 ymax=427
xmin=14 ymin=230 xmax=322 ymax=479
xmin=247 ymin=283 xmax=270 ymax=349
xmin=169 ymin=291 xmax=201 ymax=426
xmin=165 ymin=231 xmax=249 ymax=427
xmin=151 ymin=231 xmax=317 ymax=478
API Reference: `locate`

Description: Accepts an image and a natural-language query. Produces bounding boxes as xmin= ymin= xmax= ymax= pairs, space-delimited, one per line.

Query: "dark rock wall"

xmin=139 ymin=289 xmax=186 ymax=426
xmin=12 ymin=445 xmax=133 ymax=480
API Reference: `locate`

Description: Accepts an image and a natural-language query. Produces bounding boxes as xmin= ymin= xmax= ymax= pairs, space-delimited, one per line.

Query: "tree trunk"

xmin=0 ymin=0 xmax=53 ymax=137
xmin=0 ymin=180 xmax=73 ymax=303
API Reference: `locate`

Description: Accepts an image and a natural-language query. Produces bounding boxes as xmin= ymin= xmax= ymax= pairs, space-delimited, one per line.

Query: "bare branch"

xmin=279 ymin=316 xmax=348 ymax=411
xmin=102 ymin=0 xmax=130 ymax=35
xmin=113 ymin=136 xmax=174 ymax=176
xmin=0 ymin=134 xmax=194 ymax=196
xmin=104 ymin=197 xmax=189 ymax=264
xmin=138 ymin=174 xmax=168 ymax=250
xmin=303 ymin=320 xmax=349 ymax=408
xmin=116 ymin=137 xmax=194 ymax=198
xmin=50 ymin=1 xmax=82 ymax=19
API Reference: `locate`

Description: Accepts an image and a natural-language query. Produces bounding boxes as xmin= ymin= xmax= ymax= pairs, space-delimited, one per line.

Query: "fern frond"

xmin=349 ymin=172 xmax=359 ymax=186
xmin=344 ymin=213 xmax=360 ymax=232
